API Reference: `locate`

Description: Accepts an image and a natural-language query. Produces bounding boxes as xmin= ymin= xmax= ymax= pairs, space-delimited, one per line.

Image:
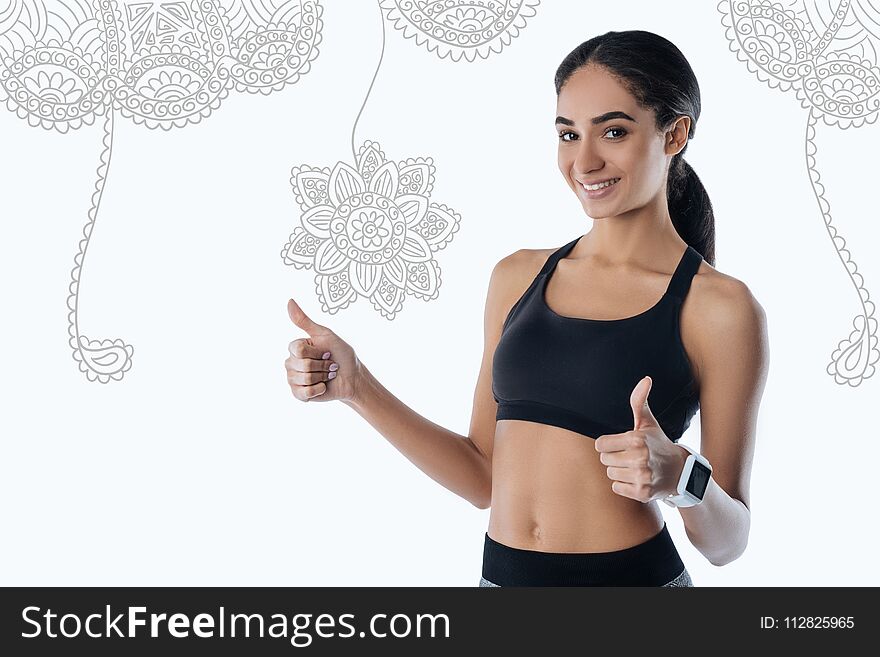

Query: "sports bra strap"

xmin=666 ymin=245 xmax=703 ymax=301
xmin=537 ymin=237 xmax=581 ymax=277
xmin=538 ymin=237 xmax=702 ymax=300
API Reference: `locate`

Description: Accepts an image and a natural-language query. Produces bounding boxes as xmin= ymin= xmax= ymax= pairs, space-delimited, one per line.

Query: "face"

xmin=555 ymin=64 xmax=689 ymax=219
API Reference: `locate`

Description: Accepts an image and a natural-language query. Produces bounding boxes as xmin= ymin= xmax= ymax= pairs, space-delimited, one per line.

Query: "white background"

xmin=1 ymin=0 xmax=878 ymax=585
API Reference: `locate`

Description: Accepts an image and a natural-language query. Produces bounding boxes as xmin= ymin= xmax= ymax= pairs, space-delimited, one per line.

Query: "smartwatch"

xmin=662 ymin=442 xmax=712 ymax=507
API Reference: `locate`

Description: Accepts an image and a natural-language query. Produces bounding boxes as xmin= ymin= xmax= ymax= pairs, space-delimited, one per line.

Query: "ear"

xmin=666 ymin=115 xmax=690 ymax=156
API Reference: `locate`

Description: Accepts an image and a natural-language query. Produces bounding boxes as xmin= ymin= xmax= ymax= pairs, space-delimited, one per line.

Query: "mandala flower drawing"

xmin=379 ymin=0 xmax=541 ymax=62
xmin=0 ymin=0 xmax=324 ymax=382
xmin=279 ymin=0 xmax=535 ymax=319
xmin=719 ymin=0 xmax=880 ymax=386
xmin=281 ymin=140 xmax=461 ymax=320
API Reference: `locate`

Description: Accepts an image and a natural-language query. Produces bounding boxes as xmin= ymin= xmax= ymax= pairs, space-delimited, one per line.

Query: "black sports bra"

xmin=492 ymin=235 xmax=702 ymax=442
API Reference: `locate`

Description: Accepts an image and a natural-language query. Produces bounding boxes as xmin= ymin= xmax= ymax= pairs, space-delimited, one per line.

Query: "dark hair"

xmin=554 ymin=30 xmax=716 ymax=266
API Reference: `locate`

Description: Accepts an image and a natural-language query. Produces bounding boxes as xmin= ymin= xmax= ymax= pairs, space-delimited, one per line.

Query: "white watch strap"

xmin=662 ymin=442 xmax=711 ymax=507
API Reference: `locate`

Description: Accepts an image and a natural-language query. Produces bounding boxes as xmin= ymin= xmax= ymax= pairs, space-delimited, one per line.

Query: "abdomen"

xmin=487 ymin=419 xmax=665 ymax=552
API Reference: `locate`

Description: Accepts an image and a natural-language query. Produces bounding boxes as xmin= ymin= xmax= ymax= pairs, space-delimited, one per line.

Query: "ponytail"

xmin=667 ymin=153 xmax=715 ymax=266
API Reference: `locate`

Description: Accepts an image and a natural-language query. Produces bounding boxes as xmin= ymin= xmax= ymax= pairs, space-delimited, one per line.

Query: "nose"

xmin=572 ymin=139 xmax=603 ymax=175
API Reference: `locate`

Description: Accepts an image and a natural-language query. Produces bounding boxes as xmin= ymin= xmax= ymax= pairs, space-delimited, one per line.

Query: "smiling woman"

xmin=473 ymin=29 xmax=766 ymax=586
xmin=285 ymin=29 xmax=768 ymax=589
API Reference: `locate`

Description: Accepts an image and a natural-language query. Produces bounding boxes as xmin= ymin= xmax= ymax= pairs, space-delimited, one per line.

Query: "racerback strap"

xmin=537 ymin=236 xmax=581 ymax=278
xmin=666 ymin=245 xmax=703 ymax=302
xmin=538 ymin=237 xmax=703 ymax=301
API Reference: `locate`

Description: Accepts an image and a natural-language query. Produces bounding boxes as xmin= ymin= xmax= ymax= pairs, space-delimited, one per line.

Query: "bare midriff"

xmin=487 ymin=419 xmax=666 ymax=553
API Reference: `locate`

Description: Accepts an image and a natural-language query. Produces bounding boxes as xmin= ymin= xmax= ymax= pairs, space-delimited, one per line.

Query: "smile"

xmin=581 ymin=177 xmax=620 ymax=191
xmin=579 ymin=177 xmax=621 ymax=200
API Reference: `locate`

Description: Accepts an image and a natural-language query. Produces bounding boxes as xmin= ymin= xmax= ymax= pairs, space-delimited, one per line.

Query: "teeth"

xmin=582 ymin=178 xmax=620 ymax=191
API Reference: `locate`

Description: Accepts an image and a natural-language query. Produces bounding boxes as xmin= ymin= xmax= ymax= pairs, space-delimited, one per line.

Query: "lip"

xmin=578 ymin=176 xmax=621 ymax=199
xmin=578 ymin=177 xmax=619 ymax=185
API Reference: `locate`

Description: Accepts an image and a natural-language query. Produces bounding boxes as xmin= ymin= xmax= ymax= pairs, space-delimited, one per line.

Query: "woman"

xmin=284 ymin=30 xmax=769 ymax=587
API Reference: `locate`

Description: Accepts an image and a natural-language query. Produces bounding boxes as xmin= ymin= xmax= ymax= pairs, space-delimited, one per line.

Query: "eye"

xmin=557 ymin=126 xmax=627 ymax=142
xmin=604 ymin=126 xmax=627 ymax=139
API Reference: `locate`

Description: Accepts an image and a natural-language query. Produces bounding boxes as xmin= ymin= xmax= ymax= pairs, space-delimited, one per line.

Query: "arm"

xmin=677 ymin=278 xmax=769 ymax=566
xmin=341 ymin=253 xmax=521 ymax=509
xmin=343 ymin=363 xmax=491 ymax=508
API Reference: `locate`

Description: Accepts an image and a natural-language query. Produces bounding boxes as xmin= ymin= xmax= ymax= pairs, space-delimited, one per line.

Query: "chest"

xmin=491 ymin=286 xmax=698 ymax=438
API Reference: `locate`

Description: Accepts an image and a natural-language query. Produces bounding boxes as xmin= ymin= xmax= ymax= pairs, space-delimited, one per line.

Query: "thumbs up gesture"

xmin=285 ymin=298 xmax=362 ymax=403
xmin=594 ymin=376 xmax=688 ymax=503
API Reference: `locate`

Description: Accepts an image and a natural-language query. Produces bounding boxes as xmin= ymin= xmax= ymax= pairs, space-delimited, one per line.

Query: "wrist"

xmin=662 ymin=443 xmax=713 ymax=508
xmin=669 ymin=444 xmax=690 ymax=496
xmin=344 ymin=361 xmax=374 ymax=411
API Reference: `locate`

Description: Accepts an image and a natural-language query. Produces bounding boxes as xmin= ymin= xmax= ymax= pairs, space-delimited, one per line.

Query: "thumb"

xmin=287 ymin=297 xmax=327 ymax=337
xmin=630 ymin=375 xmax=660 ymax=430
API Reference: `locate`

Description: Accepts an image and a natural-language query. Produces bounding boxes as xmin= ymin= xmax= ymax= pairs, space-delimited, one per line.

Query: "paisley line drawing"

xmin=379 ymin=0 xmax=540 ymax=62
xmin=0 ymin=0 xmax=324 ymax=382
xmin=280 ymin=1 xmax=541 ymax=318
xmin=718 ymin=0 xmax=880 ymax=385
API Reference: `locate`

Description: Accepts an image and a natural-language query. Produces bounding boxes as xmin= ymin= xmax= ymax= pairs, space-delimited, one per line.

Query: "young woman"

xmin=284 ymin=30 xmax=769 ymax=587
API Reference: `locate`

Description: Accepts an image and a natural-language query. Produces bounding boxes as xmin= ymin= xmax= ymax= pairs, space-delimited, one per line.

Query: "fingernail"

xmin=329 ymin=363 xmax=339 ymax=371
xmin=328 ymin=371 xmax=337 ymax=379
xmin=322 ymin=352 xmax=331 ymax=359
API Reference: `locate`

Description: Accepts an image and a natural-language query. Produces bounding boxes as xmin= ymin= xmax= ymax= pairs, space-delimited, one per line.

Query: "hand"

xmin=594 ymin=375 xmax=688 ymax=503
xmin=285 ymin=297 xmax=363 ymax=404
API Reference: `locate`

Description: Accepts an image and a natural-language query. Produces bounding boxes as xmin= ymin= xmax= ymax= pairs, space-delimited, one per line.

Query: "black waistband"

xmin=482 ymin=523 xmax=685 ymax=586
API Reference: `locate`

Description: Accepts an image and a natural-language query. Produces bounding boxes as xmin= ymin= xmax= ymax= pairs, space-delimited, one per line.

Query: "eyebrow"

xmin=555 ymin=110 xmax=637 ymax=126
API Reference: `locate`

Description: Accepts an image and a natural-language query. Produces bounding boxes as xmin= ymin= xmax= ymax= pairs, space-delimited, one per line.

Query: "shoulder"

xmin=484 ymin=246 xmax=555 ymax=321
xmin=685 ymin=261 xmax=769 ymax=378
xmin=489 ymin=245 xmax=555 ymax=299
xmin=690 ymin=262 xmax=767 ymax=329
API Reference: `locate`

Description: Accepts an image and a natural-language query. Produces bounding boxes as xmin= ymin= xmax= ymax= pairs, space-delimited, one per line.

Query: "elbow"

xmin=472 ymin=497 xmax=491 ymax=510
xmin=471 ymin=481 xmax=492 ymax=509
xmin=708 ymin=554 xmax=737 ymax=567
xmin=707 ymin=546 xmax=741 ymax=567
xmin=708 ymin=499 xmax=751 ymax=566
xmin=708 ymin=536 xmax=750 ymax=567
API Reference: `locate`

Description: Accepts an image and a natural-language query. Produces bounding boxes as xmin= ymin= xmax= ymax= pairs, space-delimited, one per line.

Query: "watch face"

xmin=686 ymin=461 xmax=711 ymax=499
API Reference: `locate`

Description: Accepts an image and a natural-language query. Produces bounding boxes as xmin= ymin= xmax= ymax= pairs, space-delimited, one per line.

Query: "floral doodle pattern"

xmin=280 ymin=1 xmax=540 ymax=319
xmin=281 ymin=140 xmax=460 ymax=319
xmin=0 ymin=0 xmax=324 ymax=382
xmin=378 ymin=0 xmax=540 ymax=62
xmin=719 ymin=0 xmax=880 ymax=386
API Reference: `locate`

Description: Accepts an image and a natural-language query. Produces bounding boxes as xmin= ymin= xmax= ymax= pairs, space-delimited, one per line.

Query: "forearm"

xmin=342 ymin=363 xmax=492 ymax=509
xmin=677 ymin=475 xmax=750 ymax=566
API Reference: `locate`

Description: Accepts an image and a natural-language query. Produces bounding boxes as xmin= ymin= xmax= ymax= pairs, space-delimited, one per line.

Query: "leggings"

xmin=479 ymin=522 xmax=694 ymax=587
